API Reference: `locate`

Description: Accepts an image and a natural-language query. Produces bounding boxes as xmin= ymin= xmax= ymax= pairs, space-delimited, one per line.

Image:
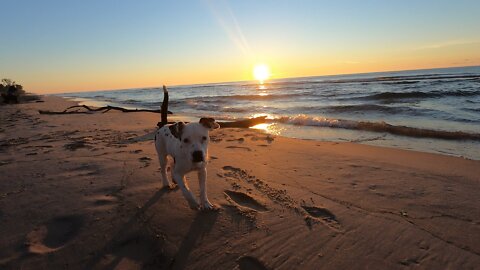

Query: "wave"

xmin=464 ymin=107 xmax=480 ymax=113
xmin=218 ymin=93 xmax=307 ymax=101
xmin=233 ymin=73 xmax=480 ymax=90
xmin=177 ymin=93 xmax=309 ymax=104
xmin=323 ymin=104 xmax=414 ymax=114
xmin=356 ymin=90 xmax=479 ymax=101
xmin=275 ymin=115 xmax=480 ymax=141
xmin=264 ymin=74 xmax=480 ymax=88
xmin=182 ymin=102 xmax=258 ymax=113
xmin=381 ymin=80 xmax=420 ymax=85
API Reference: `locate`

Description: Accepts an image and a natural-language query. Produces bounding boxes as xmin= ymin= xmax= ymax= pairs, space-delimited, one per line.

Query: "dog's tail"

xmin=157 ymin=85 xmax=169 ymax=128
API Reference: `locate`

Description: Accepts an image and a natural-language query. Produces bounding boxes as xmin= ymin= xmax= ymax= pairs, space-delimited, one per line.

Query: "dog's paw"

xmin=188 ymin=201 xmax=200 ymax=210
xmin=167 ymin=183 xmax=177 ymax=190
xmin=200 ymin=201 xmax=218 ymax=211
xmin=161 ymin=182 xmax=177 ymax=190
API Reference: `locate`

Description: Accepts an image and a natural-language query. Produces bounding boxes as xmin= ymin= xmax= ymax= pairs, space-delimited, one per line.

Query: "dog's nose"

xmin=192 ymin=151 xmax=204 ymax=163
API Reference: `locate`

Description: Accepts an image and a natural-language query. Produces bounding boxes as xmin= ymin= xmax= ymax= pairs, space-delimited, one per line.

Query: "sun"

xmin=253 ymin=64 xmax=271 ymax=84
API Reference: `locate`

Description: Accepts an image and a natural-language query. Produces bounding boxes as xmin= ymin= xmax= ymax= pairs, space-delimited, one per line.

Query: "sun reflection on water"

xmin=257 ymin=84 xmax=267 ymax=90
xmin=251 ymin=113 xmax=274 ymax=119
xmin=250 ymin=122 xmax=283 ymax=135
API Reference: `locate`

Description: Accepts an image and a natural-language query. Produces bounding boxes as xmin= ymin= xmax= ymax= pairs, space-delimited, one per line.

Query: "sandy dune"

xmin=0 ymin=96 xmax=479 ymax=269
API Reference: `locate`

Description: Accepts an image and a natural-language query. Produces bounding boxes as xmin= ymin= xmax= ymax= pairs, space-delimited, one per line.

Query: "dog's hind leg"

xmin=198 ymin=168 xmax=214 ymax=210
xmin=173 ymin=171 xmax=199 ymax=209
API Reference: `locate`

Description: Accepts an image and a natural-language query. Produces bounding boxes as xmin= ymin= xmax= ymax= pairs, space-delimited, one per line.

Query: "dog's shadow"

xmin=170 ymin=210 xmax=219 ymax=270
xmin=85 ymin=187 xmax=219 ymax=270
xmin=85 ymin=188 xmax=174 ymax=269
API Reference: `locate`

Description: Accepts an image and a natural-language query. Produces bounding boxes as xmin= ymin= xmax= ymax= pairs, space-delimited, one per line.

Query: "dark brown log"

xmin=39 ymin=104 xmax=173 ymax=115
xmin=161 ymin=85 xmax=169 ymax=125
xmin=157 ymin=117 xmax=267 ymax=128
xmin=157 ymin=85 xmax=169 ymax=127
xmin=218 ymin=116 xmax=267 ymax=128
xmin=39 ymin=85 xmax=266 ymax=128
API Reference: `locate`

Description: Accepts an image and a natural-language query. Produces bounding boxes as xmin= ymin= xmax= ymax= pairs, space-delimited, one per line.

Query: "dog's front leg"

xmin=173 ymin=171 xmax=199 ymax=209
xmin=198 ymin=168 xmax=214 ymax=210
xmin=158 ymin=155 xmax=174 ymax=189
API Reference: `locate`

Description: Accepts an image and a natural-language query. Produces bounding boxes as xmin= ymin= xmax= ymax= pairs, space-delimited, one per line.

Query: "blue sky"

xmin=1 ymin=0 xmax=479 ymax=93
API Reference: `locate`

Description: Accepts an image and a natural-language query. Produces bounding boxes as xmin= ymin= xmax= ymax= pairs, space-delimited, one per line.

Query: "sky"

xmin=1 ymin=0 xmax=479 ymax=94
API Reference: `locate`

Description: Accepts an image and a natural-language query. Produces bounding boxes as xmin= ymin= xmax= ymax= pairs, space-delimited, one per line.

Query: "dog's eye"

xmin=202 ymin=136 xmax=207 ymax=141
xmin=183 ymin=138 xmax=190 ymax=144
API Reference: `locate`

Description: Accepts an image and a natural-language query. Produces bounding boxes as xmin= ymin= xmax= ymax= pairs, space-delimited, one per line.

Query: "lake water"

xmin=58 ymin=66 xmax=480 ymax=159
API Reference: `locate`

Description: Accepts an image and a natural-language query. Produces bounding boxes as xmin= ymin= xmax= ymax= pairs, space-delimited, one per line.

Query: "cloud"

xmin=414 ymin=39 xmax=480 ymax=50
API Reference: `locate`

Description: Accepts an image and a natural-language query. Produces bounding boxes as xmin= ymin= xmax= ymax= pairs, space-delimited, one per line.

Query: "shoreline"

xmin=1 ymin=95 xmax=479 ymax=269
xmin=58 ymin=94 xmax=480 ymax=160
xmin=41 ymin=95 xmax=480 ymax=165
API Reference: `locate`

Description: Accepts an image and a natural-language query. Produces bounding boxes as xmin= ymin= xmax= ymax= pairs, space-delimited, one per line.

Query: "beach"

xmin=1 ymin=95 xmax=479 ymax=269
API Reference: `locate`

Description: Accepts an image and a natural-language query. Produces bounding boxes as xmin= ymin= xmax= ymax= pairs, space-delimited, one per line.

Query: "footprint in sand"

xmin=302 ymin=206 xmax=341 ymax=230
xmin=250 ymin=135 xmax=275 ymax=143
xmin=138 ymin=157 xmax=152 ymax=167
xmin=26 ymin=215 xmax=84 ymax=254
xmin=302 ymin=206 xmax=336 ymax=221
xmin=224 ymin=190 xmax=267 ymax=212
xmin=70 ymin=163 xmax=100 ymax=177
xmin=0 ymin=160 xmax=12 ymax=166
xmin=226 ymin=146 xmax=252 ymax=151
xmin=210 ymin=137 xmax=223 ymax=143
xmin=87 ymin=195 xmax=119 ymax=211
xmin=226 ymin=137 xmax=245 ymax=143
xmin=64 ymin=140 xmax=90 ymax=151
xmin=237 ymin=256 xmax=269 ymax=270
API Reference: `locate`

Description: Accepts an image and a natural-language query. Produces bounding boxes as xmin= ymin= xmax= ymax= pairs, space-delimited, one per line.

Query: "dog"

xmin=154 ymin=117 xmax=220 ymax=210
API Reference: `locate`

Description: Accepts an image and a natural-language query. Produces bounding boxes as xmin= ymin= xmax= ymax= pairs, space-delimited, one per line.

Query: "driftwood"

xmin=160 ymin=85 xmax=168 ymax=126
xmin=39 ymin=85 xmax=266 ymax=128
xmin=157 ymin=85 xmax=169 ymax=127
xmin=157 ymin=117 xmax=267 ymax=129
xmin=156 ymin=85 xmax=266 ymax=128
xmin=39 ymin=104 xmax=173 ymax=115
xmin=218 ymin=116 xmax=267 ymax=128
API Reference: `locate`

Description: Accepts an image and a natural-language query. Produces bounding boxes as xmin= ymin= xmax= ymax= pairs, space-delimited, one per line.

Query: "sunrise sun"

xmin=253 ymin=64 xmax=271 ymax=84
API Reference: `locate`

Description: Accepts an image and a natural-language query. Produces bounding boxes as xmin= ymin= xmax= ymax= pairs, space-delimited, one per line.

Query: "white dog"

xmin=154 ymin=118 xmax=220 ymax=210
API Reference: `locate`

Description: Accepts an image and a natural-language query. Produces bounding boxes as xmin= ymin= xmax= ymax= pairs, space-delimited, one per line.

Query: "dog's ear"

xmin=169 ymin=122 xmax=185 ymax=140
xmin=199 ymin=118 xmax=220 ymax=130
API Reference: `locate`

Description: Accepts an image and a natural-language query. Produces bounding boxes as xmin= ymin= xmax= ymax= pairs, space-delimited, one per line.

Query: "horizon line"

xmin=46 ymin=64 xmax=480 ymax=95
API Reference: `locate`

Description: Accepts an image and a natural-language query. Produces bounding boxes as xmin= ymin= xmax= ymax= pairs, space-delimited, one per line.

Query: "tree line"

xmin=1 ymin=78 xmax=32 ymax=104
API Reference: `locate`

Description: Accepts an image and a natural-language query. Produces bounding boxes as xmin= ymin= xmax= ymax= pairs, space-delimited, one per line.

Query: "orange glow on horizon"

xmin=20 ymin=55 xmax=480 ymax=94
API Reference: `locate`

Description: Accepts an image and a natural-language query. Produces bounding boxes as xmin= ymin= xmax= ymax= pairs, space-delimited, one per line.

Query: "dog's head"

xmin=171 ymin=118 xmax=220 ymax=164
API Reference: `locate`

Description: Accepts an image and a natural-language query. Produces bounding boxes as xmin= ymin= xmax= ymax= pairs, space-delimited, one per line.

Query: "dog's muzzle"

xmin=192 ymin=151 xmax=204 ymax=163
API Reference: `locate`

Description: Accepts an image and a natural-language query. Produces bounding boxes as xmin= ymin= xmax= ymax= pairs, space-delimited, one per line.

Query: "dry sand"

xmin=0 ymin=96 xmax=479 ymax=270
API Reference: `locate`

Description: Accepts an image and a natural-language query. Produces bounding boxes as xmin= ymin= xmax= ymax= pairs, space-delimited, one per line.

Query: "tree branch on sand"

xmin=217 ymin=116 xmax=267 ymax=128
xmin=38 ymin=85 xmax=267 ymax=128
xmin=39 ymin=105 xmax=173 ymax=115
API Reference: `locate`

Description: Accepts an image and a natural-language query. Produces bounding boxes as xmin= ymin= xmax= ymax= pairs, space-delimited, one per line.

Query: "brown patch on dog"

xmin=169 ymin=122 xmax=185 ymax=140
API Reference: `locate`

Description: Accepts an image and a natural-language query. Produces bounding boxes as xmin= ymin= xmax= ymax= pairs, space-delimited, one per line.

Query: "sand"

xmin=0 ymin=96 xmax=479 ymax=270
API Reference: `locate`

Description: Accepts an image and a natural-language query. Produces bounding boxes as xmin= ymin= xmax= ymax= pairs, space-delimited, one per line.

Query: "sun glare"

xmin=253 ymin=64 xmax=271 ymax=84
